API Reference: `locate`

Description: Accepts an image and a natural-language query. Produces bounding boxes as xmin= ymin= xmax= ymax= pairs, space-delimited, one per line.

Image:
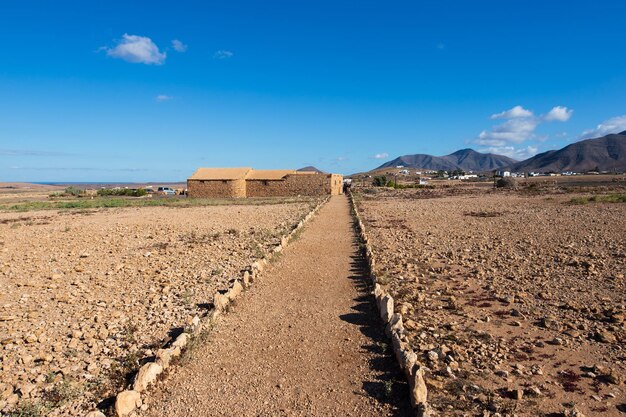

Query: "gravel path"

xmin=143 ymin=195 xmax=412 ymax=416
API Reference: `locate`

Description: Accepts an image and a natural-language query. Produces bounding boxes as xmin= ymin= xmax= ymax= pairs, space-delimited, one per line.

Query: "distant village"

xmin=360 ymin=165 xmax=621 ymax=185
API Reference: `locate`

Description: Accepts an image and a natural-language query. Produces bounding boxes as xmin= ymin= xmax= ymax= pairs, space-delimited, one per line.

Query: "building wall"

xmin=187 ymin=179 xmax=246 ymax=198
xmin=329 ymin=174 xmax=343 ymax=196
xmin=246 ymin=174 xmax=343 ymax=197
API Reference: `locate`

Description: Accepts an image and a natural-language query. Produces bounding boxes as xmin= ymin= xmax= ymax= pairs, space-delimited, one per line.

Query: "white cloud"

xmin=479 ymin=145 xmax=539 ymax=160
xmin=214 ymin=50 xmax=234 ymax=59
xmin=490 ymin=105 xmax=534 ymax=120
xmin=544 ymin=106 xmax=573 ymax=122
xmin=579 ymin=115 xmax=626 ymax=139
xmin=171 ymin=39 xmax=187 ymax=52
xmin=155 ymin=94 xmax=173 ymax=102
xmin=477 ymin=105 xmax=573 ymax=147
xmin=372 ymin=152 xmax=389 ymax=159
xmin=477 ymin=118 xmax=539 ymax=146
xmin=105 ymin=34 xmax=166 ymax=65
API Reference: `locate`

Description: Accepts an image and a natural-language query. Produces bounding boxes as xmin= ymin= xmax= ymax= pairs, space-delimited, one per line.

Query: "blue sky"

xmin=1 ymin=0 xmax=626 ymax=181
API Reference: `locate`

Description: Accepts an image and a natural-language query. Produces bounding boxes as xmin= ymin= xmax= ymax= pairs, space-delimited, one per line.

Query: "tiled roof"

xmin=188 ymin=167 xmax=252 ymax=180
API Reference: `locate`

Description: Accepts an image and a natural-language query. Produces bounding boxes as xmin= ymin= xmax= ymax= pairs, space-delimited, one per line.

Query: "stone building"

xmin=187 ymin=167 xmax=250 ymax=198
xmin=187 ymin=167 xmax=343 ymax=198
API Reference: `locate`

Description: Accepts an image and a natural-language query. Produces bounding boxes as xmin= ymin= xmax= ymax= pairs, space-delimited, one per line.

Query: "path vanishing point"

xmin=143 ymin=195 xmax=413 ymax=416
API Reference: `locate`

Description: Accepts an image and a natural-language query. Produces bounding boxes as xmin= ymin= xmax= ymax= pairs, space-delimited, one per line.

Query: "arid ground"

xmin=1 ymin=180 xmax=625 ymax=417
xmin=0 ymin=195 xmax=321 ymax=415
xmin=355 ymin=185 xmax=626 ymax=416
xmin=140 ymin=196 xmax=411 ymax=417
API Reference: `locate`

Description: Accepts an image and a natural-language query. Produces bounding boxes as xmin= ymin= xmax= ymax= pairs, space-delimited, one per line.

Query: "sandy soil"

xmin=356 ymin=189 xmax=625 ymax=416
xmin=142 ymin=196 xmax=412 ymax=417
xmin=0 ymin=183 xmax=64 ymax=204
xmin=0 ymin=200 xmax=320 ymax=415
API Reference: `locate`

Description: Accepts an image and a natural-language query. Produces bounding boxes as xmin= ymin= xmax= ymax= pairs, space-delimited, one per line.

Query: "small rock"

xmin=548 ymin=337 xmax=563 ymax=345
xmin=115 ymin=390 xmax=141 ymax=417
xmin=563 ymin=408 xmax=586 ymax=417
xmin=133 ymin=362 xmax=163 ymax=393
xmin=172 ymin=333 xmax=189 ymax=349
xmin=227 ymin=280 xmax=243 ymax=301
xmin=595 ymin=330 xmax=617 ymax=344
xmin=410 ymin=365 xmax=428 ymax=407
xmin=380 ymin=295 xmax=394 ymax=323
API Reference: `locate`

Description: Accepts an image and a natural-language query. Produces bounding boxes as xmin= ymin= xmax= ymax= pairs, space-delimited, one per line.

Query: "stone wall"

xmin=188 ymin=174 xmax=343 ymax=198
xmin=246 ymin=174 xmax=343 ymax=197
xmin=187 ymin=179 xmax=246 ymax=198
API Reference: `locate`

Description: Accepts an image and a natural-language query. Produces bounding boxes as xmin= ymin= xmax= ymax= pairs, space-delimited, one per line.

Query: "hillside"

xmin=508 ymin=131 xmax=626 ymax=172
xmin=442 ymin=149 xmax=518 ymax=172
xmin=376 ymin=149 xmax=516 ymax=172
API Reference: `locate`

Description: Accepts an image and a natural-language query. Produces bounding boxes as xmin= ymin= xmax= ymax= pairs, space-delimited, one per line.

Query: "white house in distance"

xmin=463 ymin=174 xmax=478 ymax=180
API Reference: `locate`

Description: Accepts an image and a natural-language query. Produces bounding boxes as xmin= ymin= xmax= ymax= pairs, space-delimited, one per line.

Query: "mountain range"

xmin=376 ymin=149 xmax=517 ymax=172
xmin=508 ymin=131 xmax=626 ymax=172
xmin=374 ymin=131 xmax=626 ymax=173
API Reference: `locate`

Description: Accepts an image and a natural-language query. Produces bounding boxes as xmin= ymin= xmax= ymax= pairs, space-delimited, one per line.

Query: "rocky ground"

xmin=0 ymin=198 xmax=321 ymax=416
xmin=356 ymin=188 xmax=625 ymax=416
xmin=139 ymin=195 xmax=412 ymax=417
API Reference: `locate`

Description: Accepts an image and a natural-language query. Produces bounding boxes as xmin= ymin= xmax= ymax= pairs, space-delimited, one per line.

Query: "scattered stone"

xmin=380 ymin=294 xmax=394 ymax=323
xmin=410 ymin=365 xmax=428 ymax=408
xmin=133 ymin=362 xmax=163 ymax=392
xmin=595 ymin=330 xmax=617 ymax=344
xmin=227 ymin=280 xmax=243 ymax=301
xmin=172 ymin=333 xmax=189 ymax=349
xmin=115 ymin=390 xmax=141 ymax=417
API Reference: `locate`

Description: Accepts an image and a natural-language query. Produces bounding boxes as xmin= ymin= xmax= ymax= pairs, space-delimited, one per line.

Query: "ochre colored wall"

xmin=188 ymin=174 xmax=343 ymax=198
xmin=329 ymin=174 xmax=343 ymax=196
xmin=246 ymin=174 xmax=343 ymax=197
xmin=187 ymin=179 xmax=246 ymax=198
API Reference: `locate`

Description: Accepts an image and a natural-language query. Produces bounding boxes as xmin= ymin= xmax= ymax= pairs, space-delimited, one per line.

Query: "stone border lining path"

xmin=137 ymin=195 xmax=412 ymax=416
xmin=84 ymin=197 xmax=330 ymax=417
xmin=350 ymin=192 xmax=430 ymax=416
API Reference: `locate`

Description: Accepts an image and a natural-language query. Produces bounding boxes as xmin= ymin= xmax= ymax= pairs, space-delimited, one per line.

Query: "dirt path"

xmin=142 ymin=195 xmax=412 ymax=416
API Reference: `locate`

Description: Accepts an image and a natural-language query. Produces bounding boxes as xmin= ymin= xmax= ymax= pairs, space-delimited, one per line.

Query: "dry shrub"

xmin=496 ymin=177 xmax=518 ymax=189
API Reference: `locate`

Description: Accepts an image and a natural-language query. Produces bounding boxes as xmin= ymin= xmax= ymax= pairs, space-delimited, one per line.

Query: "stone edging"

xmin=349 ymin=193 xmax=430 ymax=417
xmin=85 ymin=197 xmax=330 ymax=417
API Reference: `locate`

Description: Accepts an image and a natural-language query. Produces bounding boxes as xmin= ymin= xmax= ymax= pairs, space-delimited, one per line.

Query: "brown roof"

xmin=188 ymin=167 xmax=252 ymax=180
xmin=245 ymin=169 xmax=296 ymax=180
xmin=188 ymin=167 xmax=324 ymax=181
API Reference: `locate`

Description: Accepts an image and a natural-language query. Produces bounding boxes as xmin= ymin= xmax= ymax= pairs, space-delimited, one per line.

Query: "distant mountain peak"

xmin=297 ymin=166 xmax=325 ymax=174
xmin=450 ymin=148 xmax=477 ymax=154
xmin=509 ymin=133 xmax=626 ymax=172
xmin=375 ymin=149 xmax=517 ymax=172
xmin=619 ymin=130 xmax=626 ymax=135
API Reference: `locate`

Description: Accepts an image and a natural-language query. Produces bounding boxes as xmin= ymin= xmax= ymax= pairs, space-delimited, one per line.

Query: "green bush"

xmin=372 ymin=176 xmax=388 ymax=187
xmin=64 ymin=186 xmax=84 ymax=197
xmin=96 ymin=188 xmax=147 ymax=197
